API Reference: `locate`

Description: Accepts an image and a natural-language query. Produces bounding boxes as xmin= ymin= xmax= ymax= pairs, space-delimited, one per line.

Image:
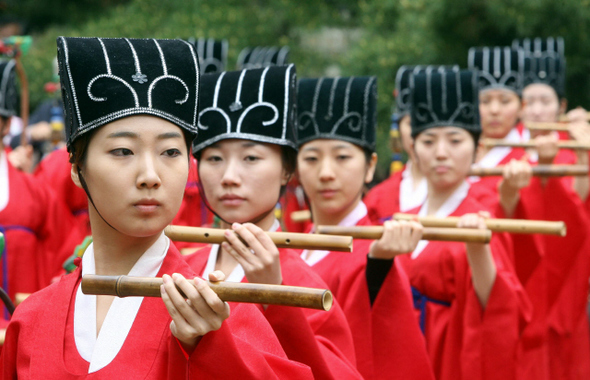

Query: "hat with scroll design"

xmin=410 ymin=68 xmax=480 ymax=139
xmin=296 ymin=76 xmax=377 ymax=151
xmin=187 ymin=37 xmax=228 ymax=74
xmin=192 ymin=64 xmax=297 ymax=154
xmin=523 ymin=54 xmax=566 ymax=98
xmin=395 ymin=65 xmax=460 ymax=116
xmin=236 ymin=46 xmax=290 ymax=70
xmin=0 ymin=59 xmax=18 ymax=117
xmin=512 ymin=37 xmax=565 ymax=59
xmin=57 ymin=37 xmax=200 ymax=149
xmin=468 ymin=46 xmax=524 ymax=94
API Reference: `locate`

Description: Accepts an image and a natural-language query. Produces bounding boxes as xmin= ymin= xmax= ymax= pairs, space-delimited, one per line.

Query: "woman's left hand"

xmin=222 ymin=223 xmax=283 ymax=285
xmin=161 ymin=271 xmax=231 ymax=351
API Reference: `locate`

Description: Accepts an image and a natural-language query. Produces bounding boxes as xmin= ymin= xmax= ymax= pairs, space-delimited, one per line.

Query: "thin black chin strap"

xmin=77 ymin=165 xmax=119 ymax=233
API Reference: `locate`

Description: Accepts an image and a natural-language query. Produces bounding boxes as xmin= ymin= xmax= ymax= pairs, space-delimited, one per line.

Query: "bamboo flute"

xmin=291 ymin=210 xmax=312 ymax=222
xmin=394 ymin=213 xmax=566 ymax=236
xmin=482 ymin=138 xmax=590 ymax=150
xmin=315 ymin=226 xmax=491 ymax=243
xmin=469 ymin=165 xmax=588 ymax=177
xmin=165 ymin=225 xmax=352 ymax=252
xmin=81 ymin=275 xmax=333 ymax=311
xmin=525 ymin=121 xmax=569 ymax=132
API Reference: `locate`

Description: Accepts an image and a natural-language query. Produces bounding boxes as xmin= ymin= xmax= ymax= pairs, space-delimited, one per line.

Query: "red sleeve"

xmin=263 ymin=302 xmax=361 ymax=379
xmin=461 ymin=235 xmax=532 ymax=380
xmin=333 ymin=248 xmax=434 ymax=380
xmin=167 ymin=303 xmax=314 ymax=379
xmin=37 ymin=185 xmax=85 ymax=285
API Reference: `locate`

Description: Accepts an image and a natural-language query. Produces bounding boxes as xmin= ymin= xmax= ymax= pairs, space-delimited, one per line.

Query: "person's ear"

xmin=281 ymin=167 xmax=291 ymax=186
xmin=71 ymin=162 xmax=83 ymax=189
xmin=364 ymin=152 xmax=378 ymax=184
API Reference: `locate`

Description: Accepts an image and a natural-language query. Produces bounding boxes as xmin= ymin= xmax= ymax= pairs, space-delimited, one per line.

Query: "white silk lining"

xmin=74 ymin=232 xmax=168 ymax=373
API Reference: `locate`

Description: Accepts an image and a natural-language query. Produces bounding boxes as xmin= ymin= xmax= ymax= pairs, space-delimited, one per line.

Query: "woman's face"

xmin=522 ymin=83 xmax=561 ymax=124
xmin=413 ymin=127 xmax=475 ymax=191
xmin=297 ymin=139 xmax=376 ymax=218
xmin=479 ymin=89 xmax=522 ymax=139
xmin=75 ymin=116 xmax=189 ymax=237
xmin=198 ymin=139 xmax=288 ymax=224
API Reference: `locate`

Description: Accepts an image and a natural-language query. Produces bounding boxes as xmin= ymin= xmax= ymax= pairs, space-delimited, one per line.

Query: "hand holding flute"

xmin=82 ymin=273 xmax=332 ymax=311
xmin=160 ymin=270 xmax=230 ymax=350
xmin=369 ymin=220 xmax=423 ymax=259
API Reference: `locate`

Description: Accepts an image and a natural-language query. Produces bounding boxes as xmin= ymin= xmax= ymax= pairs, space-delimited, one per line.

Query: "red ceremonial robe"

xmin=471 ymin=130 xmax=590 ymax=380
xmin=397 ymin=182 xmax=531 ymax=380
xmin=300 ymin=202 xmax=434 ymax=380
xmin=497 ymin=176 xmax=590 ymax=380
xmin=0 ymin=242 xmax=313 ymax=379
xmin=34 ymin=147 xmax=90 ymax=236
xmin=280 ymin=179 xmax=312 ymax=233
xmin=364 ymin=160 xmax=427 ymax=224
xmin=469 ymin=127 xmax=527 ymax=192
xmin=184 ymin=237 xmax=362 ymax=379
xmin=0 ymin=156 xmax=81 ymax=303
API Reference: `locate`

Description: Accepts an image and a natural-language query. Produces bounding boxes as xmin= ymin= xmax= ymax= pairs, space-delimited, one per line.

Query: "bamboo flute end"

xmin=322 ymin=291 xmax=333 ymax=311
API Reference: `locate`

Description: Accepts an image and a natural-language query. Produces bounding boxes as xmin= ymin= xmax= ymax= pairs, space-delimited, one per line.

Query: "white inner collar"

xmin=74 ymin=232 xmax=169 ymax=373
xmin=469 ymin=128 xmax=523 ymax=183
xmin=411 ymin=181 xmax=470 ymax=259
xmin=0 ymin=151 xmax=8 ymax=212
xmin=301 ymin=201 xmax=368 ymax=267
xmin=400 ymin=160 xmax=427 ymax=212
xmin=203 ymin=219 xmax=280 ymax=281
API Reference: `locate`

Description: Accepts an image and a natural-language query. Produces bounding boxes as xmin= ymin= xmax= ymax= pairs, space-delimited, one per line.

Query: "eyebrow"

xmin=107 ymin=131 xmax=139 ymax=139
xmin=106 ymin=131 xmax=183 ymax=139
xmin=157 ymin=132 xmax=183 ymax=140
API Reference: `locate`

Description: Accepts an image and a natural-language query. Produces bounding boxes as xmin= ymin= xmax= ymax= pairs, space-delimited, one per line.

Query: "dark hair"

xmin=363 ymin=147 xmax=374 ymax=164
xmin=69 ymin=127 xmax=194 ymax=169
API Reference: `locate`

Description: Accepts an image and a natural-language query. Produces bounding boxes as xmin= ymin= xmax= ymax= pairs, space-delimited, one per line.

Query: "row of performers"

xmin=0 ymin=36 xmax=588 ymax=379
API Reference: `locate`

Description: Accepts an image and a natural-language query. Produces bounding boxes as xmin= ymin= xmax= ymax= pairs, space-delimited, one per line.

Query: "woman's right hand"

xmin=369 ymin=220 xmax=423 ymax=259
xmin=498 ymin=158 xmax=532 ymax=217
xmin=161 ymin=271 xmax=231 ymax=351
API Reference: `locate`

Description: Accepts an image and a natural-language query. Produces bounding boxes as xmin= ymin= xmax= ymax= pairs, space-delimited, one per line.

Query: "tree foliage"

xmin=7 ymin=0 xmax=590 ymax=177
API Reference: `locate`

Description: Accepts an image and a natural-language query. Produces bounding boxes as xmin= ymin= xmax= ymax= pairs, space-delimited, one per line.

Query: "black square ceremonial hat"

xmin=523 ymin=55 xmax=566 ymax=98
xmin=0 ymin=60 xmax=18 ymax=117
xmin=187 ymin=38 xmax=228 ymax=74
xmin=410 ymin=68 xmax=480 ymax=138
xmin=395 ymin=65 xmax=460 ymax=116
xmin=236 ymin=46 xmax=290 ymax=70
xmin=193 ymin=64 xmax=297 ymax=153
xmin=468 ymin=46 xmax=524 ymax=94
xmin=296 ymin=76 xmax=377 ymax=151
xmin=57 ymin=37 xmax=201 ymax=148
xmin=512 ymin=37 xmax=565 ymax=59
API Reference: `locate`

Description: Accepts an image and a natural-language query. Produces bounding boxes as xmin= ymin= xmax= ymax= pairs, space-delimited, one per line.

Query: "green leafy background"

xmin=7 ymin=0 xmax=590 ymax=179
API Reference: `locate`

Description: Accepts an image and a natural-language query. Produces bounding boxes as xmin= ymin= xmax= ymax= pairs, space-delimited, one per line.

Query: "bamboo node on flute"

xmin=164 ymin=225 xmax=352 ymax=252
xmin=393 ymin=213 xmax=566 ymax=236
xmin=316 ymin=225 xmax=492 ymax=243
xmin=82 ymin=275 xmax=333 ymax=311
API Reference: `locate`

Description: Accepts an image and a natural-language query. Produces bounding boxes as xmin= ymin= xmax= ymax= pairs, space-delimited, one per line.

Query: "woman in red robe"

xmin=1 ymin=37 xmax=313 ymax=379
xmin=295 ymin=75 xmax=434 ymax=380
xmin=0 ymin=59 xmax=80 ymax=312
xmin=182 ymin=66 xmax=361 ymax=379
xmin=364 ymin=66 xmax=428 ymax=223
xmin=397 ymin=68 xmax=531 ymax=380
